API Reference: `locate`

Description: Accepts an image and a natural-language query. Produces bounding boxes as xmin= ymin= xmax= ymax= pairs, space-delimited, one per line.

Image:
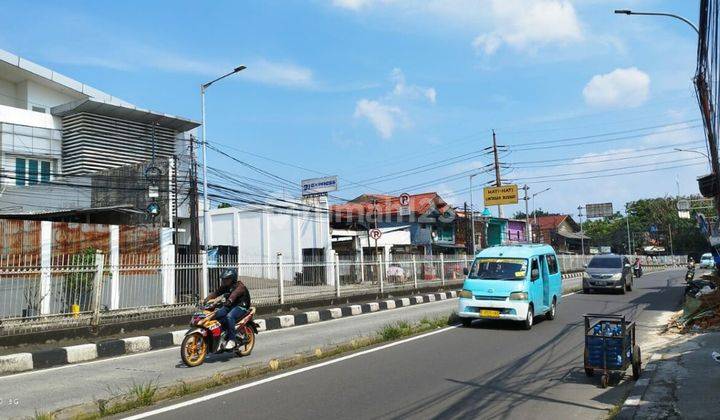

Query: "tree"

xmin=217 ymin=203 xmax=233 ymax=209
xmin=582 ymin=197 xmax=707 ymax=256
xmin=513 ymin=208 xmax=551 ymax=219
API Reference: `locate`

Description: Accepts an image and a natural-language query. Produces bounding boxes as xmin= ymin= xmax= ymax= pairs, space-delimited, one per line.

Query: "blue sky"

xmin=0 ymin=0 xmax=707 ymax=217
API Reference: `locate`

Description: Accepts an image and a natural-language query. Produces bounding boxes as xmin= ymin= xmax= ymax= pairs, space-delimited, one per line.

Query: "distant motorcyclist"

xmin=204 ymin=269 xmax=251 ymax=350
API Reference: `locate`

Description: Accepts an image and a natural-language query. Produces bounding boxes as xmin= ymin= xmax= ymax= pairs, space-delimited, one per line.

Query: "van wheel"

xmin=523 ymin=305 xmax=534 ymax=330
xmin=461 ymin=318 xmax=473 ymax=328
xmin=625 ymin=277 xmax=633 ymax=292
xmin=546 ymin=298 xmax=557 ymax=321
xmin=620 ymin=282 xmax=626 ymax=294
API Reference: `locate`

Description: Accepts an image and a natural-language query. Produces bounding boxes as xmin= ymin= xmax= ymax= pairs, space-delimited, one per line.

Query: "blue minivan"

xmin=458 ymin=244 xmax=562 ymax=330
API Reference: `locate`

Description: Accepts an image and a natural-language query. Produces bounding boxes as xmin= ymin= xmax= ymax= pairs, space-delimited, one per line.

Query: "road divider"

xmin=0 ymin=290 xmax=458 ymax=376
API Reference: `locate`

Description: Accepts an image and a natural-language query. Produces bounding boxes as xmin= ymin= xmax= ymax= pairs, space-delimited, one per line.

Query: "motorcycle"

xmin=180 ymin=296 xmax=259 ymax=367
xmin=633 ymin=266 xmax=643 ymax=278
xmin=685 ymin=265 xmax=696 ymax=282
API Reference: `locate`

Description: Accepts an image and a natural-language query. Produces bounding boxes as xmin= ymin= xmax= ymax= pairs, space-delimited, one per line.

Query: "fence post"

xmin=379 ymin=253 xmax=385 ymax=295
xmin=359 ymin=248 xmax=365 ymax=284
xmin=412 ymin=254 xmax=418 ymax=290
xmin=200 ymin=251 xmax=209 ymax=300
xmin=109 ymin=225 xmax=120 ymax=310
xmin=334 ymin=254 xmax=341 ymax=298
xmin=440 ymin=253 xmax=445 ymax=286
xmin=39 ymin=221 xmax=52 ymax=315
xmin=91 ymin=252 xmax=106 ymax=328
xmin=277 ymin=252 xmax=284 ymax=305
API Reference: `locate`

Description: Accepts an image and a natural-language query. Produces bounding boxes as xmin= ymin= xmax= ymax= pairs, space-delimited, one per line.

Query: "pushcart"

xmin=583 ymin=313 xmax=642 ymax=388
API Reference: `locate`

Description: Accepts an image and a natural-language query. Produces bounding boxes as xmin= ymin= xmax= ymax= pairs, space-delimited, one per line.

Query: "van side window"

xmin=546 ymin=254 xmax=559 ymax=274
xmin=531 ymin=258 xmax=539 ymax=280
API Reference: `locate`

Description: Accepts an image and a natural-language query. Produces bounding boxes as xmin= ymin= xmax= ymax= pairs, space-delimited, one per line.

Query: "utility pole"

xmin=625 ymin=204 xmax=632 ymax=255
xmin=668 ymin=224 xmax=674 ymax=256
xmin=578 ymin=205 xmax=586 ymax=256
xmin=492 ymin=129 xmax=503 ymax=217
xmin=188 ymin=135 xmax=200 ymax=256
xmin=372 ymin=198 xmax=379 ymax=261
xmin=522 ymin=185 xmax=530 ymax=242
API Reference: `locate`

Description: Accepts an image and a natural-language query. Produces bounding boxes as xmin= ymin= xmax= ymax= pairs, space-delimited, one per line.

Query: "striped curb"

xmin=616 ymin=354 xmax=659 ymax=419
xmin=0 ymin=267 xmax=678 ymax=376
xmin=0 ymin=290 xmax=458 ymax=375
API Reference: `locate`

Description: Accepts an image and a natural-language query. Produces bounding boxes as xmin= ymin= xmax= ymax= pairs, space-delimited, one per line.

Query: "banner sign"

xmin=483 ymin=185 xmax=518 ymax=206
xmin=586 ymin=202 xmax=613 ymax=218
xmin=301 ymin=176 xmax=338 ymax=196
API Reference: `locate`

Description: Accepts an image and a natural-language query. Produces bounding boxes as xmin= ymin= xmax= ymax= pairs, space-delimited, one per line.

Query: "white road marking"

xmin=121 ymin=325 xmax=461 ymax=420
xmin=0 ymin=298 xmax=457 ymax=380
xmin=1 ymin=269 xmax=679 ymax=380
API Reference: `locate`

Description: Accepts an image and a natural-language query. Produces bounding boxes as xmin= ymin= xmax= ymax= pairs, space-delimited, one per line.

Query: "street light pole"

xmin=200 ymin=65 xmax=247 ymax=251
xmin=614 ymin=9 xmax=699 ymax=35
xmin=469 ymin=173 xmax=477 ymax=255
xmin=531 ymin=187 xmax=551 ymax=241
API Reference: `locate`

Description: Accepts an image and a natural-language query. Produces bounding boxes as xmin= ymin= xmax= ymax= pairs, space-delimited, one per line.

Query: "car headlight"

xmin=458 ymin=289 xmax=474 ymax=299
xmin=583 ymin=272 xmax=591 ymax=279
xmin=509 ymin=291 xmax=528 ymax=301
xmin=611 ymin=273 xmax=622 ymax=280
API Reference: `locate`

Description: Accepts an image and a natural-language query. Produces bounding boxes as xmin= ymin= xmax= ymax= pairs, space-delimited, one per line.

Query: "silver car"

xmin=582 ymin=254 xmax=633 ymax=294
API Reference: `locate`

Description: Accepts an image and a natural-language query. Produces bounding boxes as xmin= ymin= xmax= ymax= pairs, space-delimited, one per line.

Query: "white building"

xmin=0 ymin=48 xmax=199 ymax=224
xmin=203 ymin=197 xmax=335 ymax=284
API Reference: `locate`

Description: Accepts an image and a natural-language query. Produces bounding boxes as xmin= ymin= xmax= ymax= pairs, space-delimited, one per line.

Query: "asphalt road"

xmin=128 ymin=269 xmax=685 ymax=420
xmin=0 ymin=294 xmax=458 ymax=418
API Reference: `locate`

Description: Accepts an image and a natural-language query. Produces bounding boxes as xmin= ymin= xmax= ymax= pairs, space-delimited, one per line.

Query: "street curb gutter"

xmin=0 ymin=290 xmax=458 ymax=375
xmin=615 ymin=356 xmax=658 ymax=419
xmin=0 ymin=265 xmax=679 ymax=376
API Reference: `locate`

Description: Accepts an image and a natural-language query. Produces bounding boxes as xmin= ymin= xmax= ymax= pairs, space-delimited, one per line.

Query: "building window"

xmin=31 ymin=106 xmax=46 ymax=113
xmin=14 ymin=157 xmax=51 ymax=186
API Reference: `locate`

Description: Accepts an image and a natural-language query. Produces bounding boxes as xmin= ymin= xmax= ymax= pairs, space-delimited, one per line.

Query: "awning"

xmin=557 ymin=231 xmax=590 ymax=240
xmin=0 ymin=205 xmax=143 ymax=221
xmin=52 ymin=99 xmax=201 ymax=132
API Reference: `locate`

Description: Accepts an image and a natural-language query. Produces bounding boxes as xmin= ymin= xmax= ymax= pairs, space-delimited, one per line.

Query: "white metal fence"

xmin=0 ymin=251 xmax=686 ymax=336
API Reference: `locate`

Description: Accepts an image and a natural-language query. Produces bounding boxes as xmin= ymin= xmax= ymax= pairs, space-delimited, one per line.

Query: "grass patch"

xmin=33 ymin=410 xmax=54 ymax=420
xmin=53 ymin=314 xmax=456 ymax=419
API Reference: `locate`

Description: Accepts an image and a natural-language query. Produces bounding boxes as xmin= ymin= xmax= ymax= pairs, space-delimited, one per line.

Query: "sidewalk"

xmin=618 ymin=324 xmax=720 ymax=419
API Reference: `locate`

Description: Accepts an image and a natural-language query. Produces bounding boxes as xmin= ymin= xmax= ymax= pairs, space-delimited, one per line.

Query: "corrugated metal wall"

xmin=0 ymin=218 xmax=160 ymax=257
xmin=0 ymin=219 xmax=41 ymax=255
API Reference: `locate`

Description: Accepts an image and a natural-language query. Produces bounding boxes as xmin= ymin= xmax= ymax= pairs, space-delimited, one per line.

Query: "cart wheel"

xmin=600 ymin=374 xmax=609 ymax=388
xmin=632 ymin=346 xmax=642 ymax=380
xmin=584 ymin=368 xmax=594 ymax=377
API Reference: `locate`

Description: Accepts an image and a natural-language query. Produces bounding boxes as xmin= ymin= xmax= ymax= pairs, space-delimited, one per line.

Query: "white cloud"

xmin=332 ymin=0 xmax=377 ymax=10
xmin=354 ymin=99 xmax=403 ymax=139
xmin=582 ymin=67 xmax=650 ymax=108
xmin=390 ymin=68 xmax=436 ymax=103
xmin=47 ymin=45 xmax=315 ymax=89
xmin=353 ymin=68 xmax=435 ymax=139
xmin=472 ymin=0 xmax=583 ymax=54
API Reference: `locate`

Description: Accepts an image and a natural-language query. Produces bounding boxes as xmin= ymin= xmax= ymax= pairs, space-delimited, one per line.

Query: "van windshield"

xmin=469 ymin=258 xmax=528 ymax=281
xmin=588 ymin=257 xmax=622 ymax=269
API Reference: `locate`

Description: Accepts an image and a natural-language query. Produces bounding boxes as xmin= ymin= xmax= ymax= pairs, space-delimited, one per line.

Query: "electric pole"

xmin=578 ymin=205 xmax=585 ymax=256
xmin=492 ymin=129 xmax=503 ymax=217
xmin=522 ymin=185 xmax=530 ymax=242
xmin=188 ymin=135 xmax=200 ymax=256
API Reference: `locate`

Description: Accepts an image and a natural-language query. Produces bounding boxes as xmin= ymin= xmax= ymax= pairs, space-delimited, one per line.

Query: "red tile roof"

xmin=534 ymin=215 xmax=569 ymax=230
xmin=331 ymin=192 xmax=451 ymax=220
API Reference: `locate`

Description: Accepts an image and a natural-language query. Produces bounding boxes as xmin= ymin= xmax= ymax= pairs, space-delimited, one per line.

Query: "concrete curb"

xmin=616 ymin=355 xmax=658 ymax=419
xmin=0 ymin=290 xmax=459 ymax=375
xmin=0 ymin=266 xmax=679 ymax=376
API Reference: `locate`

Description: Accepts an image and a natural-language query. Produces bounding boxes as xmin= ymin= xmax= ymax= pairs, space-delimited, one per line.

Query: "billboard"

xmin=586 ymin=202 xmax=613 ymax=218
xmin=483 ymin=185 xmax=518 ymax=206
xmin=301 ymin=176 xmax=338 ymax=196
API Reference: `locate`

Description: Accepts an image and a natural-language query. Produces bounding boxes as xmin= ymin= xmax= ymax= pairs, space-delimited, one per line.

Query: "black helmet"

xmin=220 ymin=268 xmax=237 ymax=283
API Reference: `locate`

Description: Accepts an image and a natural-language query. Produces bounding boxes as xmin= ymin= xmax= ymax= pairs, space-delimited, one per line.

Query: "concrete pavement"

xmin=125 ymin=269 xmax=685 ymax=420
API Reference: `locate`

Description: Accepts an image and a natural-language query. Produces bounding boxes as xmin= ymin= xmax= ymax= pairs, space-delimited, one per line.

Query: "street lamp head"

xmin=614 ymin=9 xmax=632 ymax=15
xmin=234 ymin=65 xmax=247 ymax=73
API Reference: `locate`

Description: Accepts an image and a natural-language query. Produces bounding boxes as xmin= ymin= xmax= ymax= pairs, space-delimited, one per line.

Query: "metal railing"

xmin=0 ymin=251 xmax=685 ymax=336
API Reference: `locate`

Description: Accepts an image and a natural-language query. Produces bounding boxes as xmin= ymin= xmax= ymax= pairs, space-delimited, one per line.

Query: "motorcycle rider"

xmin=204 ymin=268 xmax=251 ymax=350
